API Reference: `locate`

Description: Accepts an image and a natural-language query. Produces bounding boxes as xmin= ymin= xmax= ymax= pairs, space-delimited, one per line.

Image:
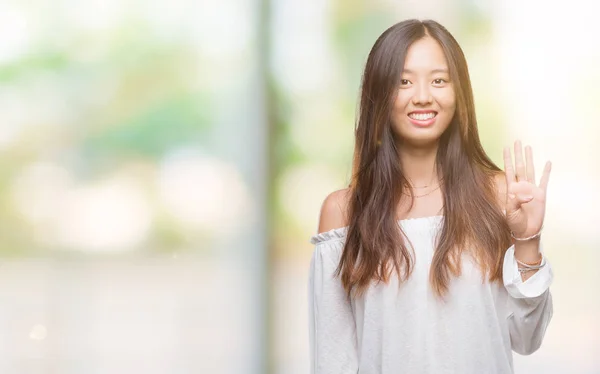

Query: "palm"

xmin=503 ymin=141 xmax=552 ymax=238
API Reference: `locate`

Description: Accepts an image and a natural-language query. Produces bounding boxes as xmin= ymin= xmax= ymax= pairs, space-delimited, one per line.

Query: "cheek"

xmin=390 ymin=94 xmax=409 ymax=130
xmin=393 ymin=91 xmax=410 ymax=110
xmin=436 ymin=90 xmax=456 ymax=113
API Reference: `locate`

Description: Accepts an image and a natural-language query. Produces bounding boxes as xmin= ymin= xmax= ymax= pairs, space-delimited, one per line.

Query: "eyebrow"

xmin=402 ymin=68 xmax=449 ymax=74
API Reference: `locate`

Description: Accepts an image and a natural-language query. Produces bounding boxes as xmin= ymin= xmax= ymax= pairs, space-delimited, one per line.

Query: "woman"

xmin=308 ymin=19 xmax=553 ymax=373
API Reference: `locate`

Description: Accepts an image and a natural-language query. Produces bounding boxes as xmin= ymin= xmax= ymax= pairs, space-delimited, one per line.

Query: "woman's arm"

xmin=502 ymin=240 xmax=554 ymax=355
xmin=308 ymin=191 xmax=359 ymax=373
xmin=309 ymin=238 xmax=359 ymax=373
xmin=494 ymin=167 xmax=554 ymax=354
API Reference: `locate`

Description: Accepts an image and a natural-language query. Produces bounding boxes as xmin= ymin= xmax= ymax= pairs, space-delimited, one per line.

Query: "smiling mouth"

xmin=408 ymin=111 xmax=437 ymax=120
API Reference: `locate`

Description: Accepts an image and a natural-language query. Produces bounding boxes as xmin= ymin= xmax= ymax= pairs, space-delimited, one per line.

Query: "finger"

xmin=539 ymin=161 xmax=552 ymax=192
xmin=506 ymin=192 xmax=534 ymax=214
xmin=514 ymin=140 xmax=526 ymax=182
xmin=525 ymin=145 xmax=535 ymax=183
xmin=503 ymin=146 xmax=515 ymax=184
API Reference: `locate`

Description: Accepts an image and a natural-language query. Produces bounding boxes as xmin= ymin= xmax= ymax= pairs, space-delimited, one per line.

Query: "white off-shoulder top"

xmin=308 ymin=215 xmax=553 ymax=374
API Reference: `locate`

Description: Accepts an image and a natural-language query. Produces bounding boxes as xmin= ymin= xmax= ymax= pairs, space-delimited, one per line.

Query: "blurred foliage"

xmin=82 ymin=93 xmax=211 ymax=164
xmin=0 ymin=7 xmax=216 ymax=255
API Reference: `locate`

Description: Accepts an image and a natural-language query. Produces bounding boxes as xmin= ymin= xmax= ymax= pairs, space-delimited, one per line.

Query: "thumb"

xmin=506 ymin=193 xmax=533 ymax=213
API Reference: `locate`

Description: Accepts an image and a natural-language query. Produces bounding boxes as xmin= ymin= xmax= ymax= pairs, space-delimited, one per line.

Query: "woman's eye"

xmin=433 ymin=78 xmax=447 ymax=85
xmin=400 ymin=79 xmax=411 ymax=86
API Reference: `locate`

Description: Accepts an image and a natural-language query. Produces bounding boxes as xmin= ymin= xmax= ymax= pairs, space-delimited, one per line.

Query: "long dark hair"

xmin=337 ymin=19 xmax=511 ymax=299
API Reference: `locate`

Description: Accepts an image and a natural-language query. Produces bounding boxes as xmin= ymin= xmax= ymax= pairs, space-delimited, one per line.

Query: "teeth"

xmin=409 ymin=112 xmax=436 ymax=121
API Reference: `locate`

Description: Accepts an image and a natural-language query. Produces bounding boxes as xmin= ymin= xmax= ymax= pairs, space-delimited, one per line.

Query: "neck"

xmin=398 ymin=143 xmax=440 ymax=187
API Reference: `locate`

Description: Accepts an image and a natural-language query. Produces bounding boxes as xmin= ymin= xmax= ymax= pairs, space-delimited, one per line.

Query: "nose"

xmin=411 ymin=82 xmax=433 ymax=105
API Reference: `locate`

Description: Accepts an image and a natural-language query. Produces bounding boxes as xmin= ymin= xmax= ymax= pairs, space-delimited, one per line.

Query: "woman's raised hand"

xmin=503 ymin=140 xmax=552 ymax=238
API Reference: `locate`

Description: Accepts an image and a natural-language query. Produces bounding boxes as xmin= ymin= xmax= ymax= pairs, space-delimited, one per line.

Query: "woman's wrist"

xmin=513 ymin=236 xmax=542 ymax=267
xmin=510 ymin=225 xmax=543 ymax=241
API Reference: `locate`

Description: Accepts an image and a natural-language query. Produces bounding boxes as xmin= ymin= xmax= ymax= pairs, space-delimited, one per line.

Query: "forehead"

xmin=402 ymin=37 xmax=448 ymax=73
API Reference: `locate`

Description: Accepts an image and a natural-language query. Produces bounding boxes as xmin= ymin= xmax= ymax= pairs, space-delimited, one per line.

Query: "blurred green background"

xmin=0 ymin=0 xmax=598 ymax=373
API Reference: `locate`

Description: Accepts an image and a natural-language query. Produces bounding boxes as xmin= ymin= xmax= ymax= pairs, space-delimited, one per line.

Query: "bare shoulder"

xmin=317 ymin=188 xmax=352 ymax=234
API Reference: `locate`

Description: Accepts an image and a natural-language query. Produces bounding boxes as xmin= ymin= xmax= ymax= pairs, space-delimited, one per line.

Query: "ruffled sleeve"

xmin=308 ymin=228 xmax=359 ymax=373
xmin=502 ymin=241 xmax=554 ymax=355
xmin=310 ymin=226 xmax=349 ymax=245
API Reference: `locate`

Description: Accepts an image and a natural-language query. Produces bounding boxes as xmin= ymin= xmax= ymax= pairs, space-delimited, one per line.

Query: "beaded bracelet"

xmin=516 ymin=254 xmax=546 ymax=274
xmin=518 ymin=267 xmax=540 ymax=274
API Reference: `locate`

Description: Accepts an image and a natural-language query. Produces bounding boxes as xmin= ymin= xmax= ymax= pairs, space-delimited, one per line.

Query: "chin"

xmin=398 ymin=135 xmax=442 ymax=148
xmin=401 ymin=127 xmax=445 ymax=141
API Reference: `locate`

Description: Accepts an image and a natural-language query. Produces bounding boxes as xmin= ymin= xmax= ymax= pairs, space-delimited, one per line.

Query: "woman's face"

xmin=391 ymin=36 xmax=456 ymax=147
